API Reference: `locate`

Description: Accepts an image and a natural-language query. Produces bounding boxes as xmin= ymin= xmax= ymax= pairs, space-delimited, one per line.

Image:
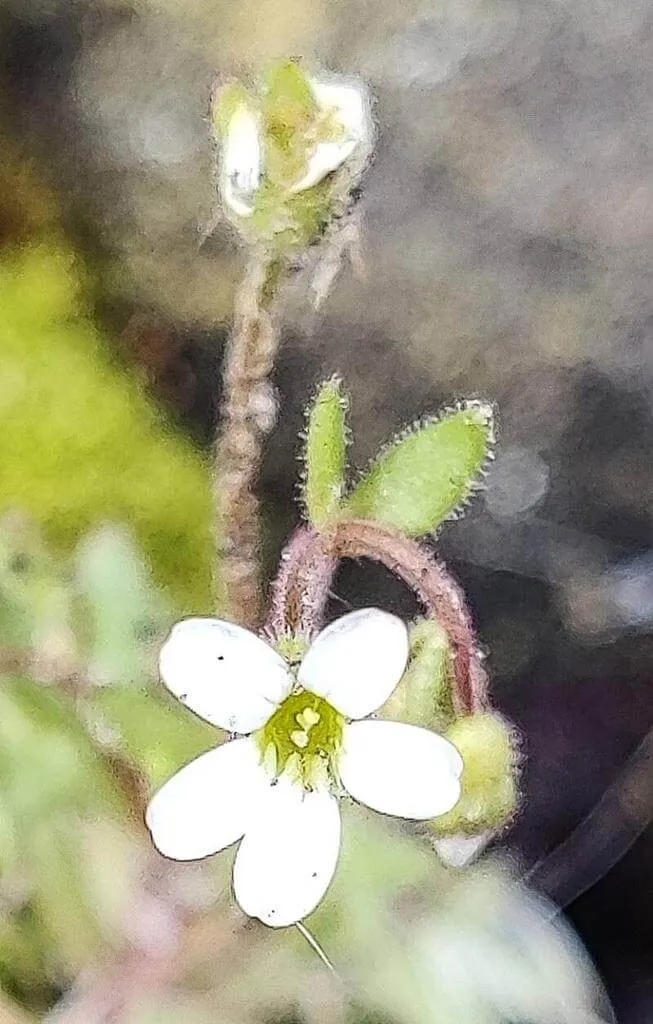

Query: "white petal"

xmin=312 ymin=81 xmax=368 ymax=138
xmin=340 ymin=720 xmax=463 ymax=820
xmin=233 ymin=779 xmax=341 ymax=927
xmin=291 ymin=139 xmax=358 ymax=193
xmin=146 ymin=738 xmax=266 ymax=861
xmin=221 ymin=105 xmax=262 ymax=217
xmin=297 ymin=608 xmax=409 ymax=719
xmin=434 ymin=833 xmax=491 ymax=868
xmin=159 ymin=618 xmax=292 ymax=733
xmin=290 ymin=80 xmax=369 ymax=194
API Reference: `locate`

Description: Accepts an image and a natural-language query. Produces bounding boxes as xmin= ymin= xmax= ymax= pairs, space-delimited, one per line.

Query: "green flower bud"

xmin=381 ymin=619 xmax=455 ymax=731
xmin=212 ymin=60 xmax=372 ymax=253
xmin=429 ymin=712 xmax=519 ymax=837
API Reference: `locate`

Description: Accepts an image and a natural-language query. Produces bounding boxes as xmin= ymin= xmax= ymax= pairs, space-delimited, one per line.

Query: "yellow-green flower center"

xmin=257 ymin=689 xmax=345 ymax=790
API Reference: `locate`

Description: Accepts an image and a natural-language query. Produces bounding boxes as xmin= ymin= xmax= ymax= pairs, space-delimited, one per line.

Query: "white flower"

xmin=146 ymin=609 xmax=463 ymax=928
xmin=218 ymin=77 xmax=372 ymax=219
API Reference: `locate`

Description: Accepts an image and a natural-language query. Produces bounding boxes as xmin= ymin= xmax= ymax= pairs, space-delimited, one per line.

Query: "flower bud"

xmin=290 ymin=80 xmax=370 ymax=193
xmin=429 ymin=712 xmax=519 ymax=838
xmin=380 ymin=619 xmax=455 ymax=731
xmin=212 ymin=61 xmax=373 ymax=250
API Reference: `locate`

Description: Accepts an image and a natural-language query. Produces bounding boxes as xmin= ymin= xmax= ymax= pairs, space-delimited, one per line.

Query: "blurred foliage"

xmin=0 ymin=675 xmax=125 ymax=1005
xmin=0 ymin=150 xmax=214 ymax=609
xmin=75 ymin=525 xmax=170 ymax=687
xmin=310 ymin=809 xmax=611 ymax=1024
xmin=0 ymin=513 xmax=211 ymax=1012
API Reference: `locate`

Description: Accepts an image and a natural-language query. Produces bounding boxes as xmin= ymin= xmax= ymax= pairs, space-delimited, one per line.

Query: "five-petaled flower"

xmin=146 ymin=609 xmax=463 ymax=927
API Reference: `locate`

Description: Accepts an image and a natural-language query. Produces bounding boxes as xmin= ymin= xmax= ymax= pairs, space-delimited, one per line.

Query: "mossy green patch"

xmin=0 ymin=243 xmax=213 ymax=611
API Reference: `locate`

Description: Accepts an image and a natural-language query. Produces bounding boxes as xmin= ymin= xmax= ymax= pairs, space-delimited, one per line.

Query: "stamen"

xmin=299 ymin=707 xmax=321 ymax=728
xmin=290 ymin=729 xmax=310 ymax=749
xmin=263 ymin=742 xmax=278 ymax=777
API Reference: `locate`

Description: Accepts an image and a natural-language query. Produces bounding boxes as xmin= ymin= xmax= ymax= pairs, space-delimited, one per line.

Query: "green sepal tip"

xmin=303 ymin=377 xmax=349 ymax=527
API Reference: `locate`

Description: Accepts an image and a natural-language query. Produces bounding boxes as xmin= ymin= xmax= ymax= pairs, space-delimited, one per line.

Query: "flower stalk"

xmin=212 ymin=63 xmax=372 ymax=628
xmin=214 ymin=255 xmax=282 ymax=628
xmin=331 ymin=519 xmax=489 ymax=715
xmin=265 ymin=519 xmax=489 ymax=716
xmin=265 ymin=525 xmax=336 ymax=641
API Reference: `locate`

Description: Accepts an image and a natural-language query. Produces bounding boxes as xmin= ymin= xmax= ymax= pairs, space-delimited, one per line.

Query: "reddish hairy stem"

xmin=266 ymin=519 xmax=488 ymax=714
xmin=331 ymin=520 xmax=488 ymax=713
xmin=265 ymin=526 xmax=336 ymax=641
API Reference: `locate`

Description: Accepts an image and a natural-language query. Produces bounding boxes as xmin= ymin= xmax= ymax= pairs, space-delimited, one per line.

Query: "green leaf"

xmin=263 ymin=61 xmax=319 ymax=193
xmin=345 ymin=402 xmax=494 ymax=535
xmin=0 ymin=906 xmax=60 ymax=1015
xmin=27 ymin=822 xmax=102 ymax=970
xmin=0 ymin=514 xmax=70 ymax=653
xmin=311 ymin=809 xmax=608 ymax=1024
xmin=0 ymin=243 xmax=214 ymax=613
xmin=0 ymin=677 xmax=125 ymax=825
xmin=211 ymin=81 xmax=256 ymax=137
xmin=303 ymin=377 xmax=348 ymax=526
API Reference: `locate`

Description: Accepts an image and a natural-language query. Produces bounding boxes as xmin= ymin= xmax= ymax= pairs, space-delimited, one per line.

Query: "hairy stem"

xmin=214 ymin=255 xmax=282 ymax=627
xmin=332 ymin=520 xmax=488 ymax=714
xmin=265 ymin=525 xmax=336 ymax=641
xmin=266 ymin=520 xmax=488 ymax=714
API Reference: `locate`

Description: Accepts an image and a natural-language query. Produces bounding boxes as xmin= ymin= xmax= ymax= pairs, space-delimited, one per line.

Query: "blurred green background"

xmin=0 ymin=0 xmax=652 ymax=1020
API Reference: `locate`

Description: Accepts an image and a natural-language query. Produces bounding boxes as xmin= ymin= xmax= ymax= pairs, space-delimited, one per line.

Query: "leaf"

xmin=303 ymin=377 xmax=348 ymax=527
xmin=28 ymin=821 xmax=102 ymax=970
xmin=0 ymin=243 xmax=214 ymax=612
xmin=263 ymin=61 xmax=319 ymax=192
xmin=0 ymin=679 xmax=128 ymax=988
xmin=0 ymin=908 xmax=59 ymax=1015
xmin=345 ymin=402 xmax=494 ymax=535
xmin=0 ymin=677 xmax=124 ymax=825
xmin=312 ymin=809 xmax=612 ymax=1024
xmin=211 ymin=81 xmax=256 ymax=138
xmin=0 ymin=514 xmax=70 ymax=653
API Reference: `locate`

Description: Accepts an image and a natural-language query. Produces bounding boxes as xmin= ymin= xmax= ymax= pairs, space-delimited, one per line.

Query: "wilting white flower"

xmin=218 ymin=76 xmax=372 ymax=219
xmin=146 ymin=609 xmax=463 ymax=928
